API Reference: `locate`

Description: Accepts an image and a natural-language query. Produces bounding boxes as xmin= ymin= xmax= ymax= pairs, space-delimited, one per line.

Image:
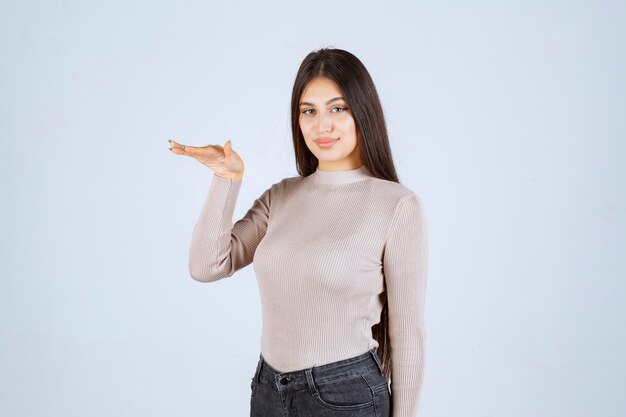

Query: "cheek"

xmin=299 ymin=119 xmax=314 ymax=138
xmin=339 ymin=115 xmax=357 ymax=136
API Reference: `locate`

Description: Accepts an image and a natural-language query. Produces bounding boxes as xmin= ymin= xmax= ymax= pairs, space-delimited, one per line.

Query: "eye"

xmin=332 ymin=106 xmax=347 ymax=113
xmin=302 ymin=108 xmax=314 ymax=115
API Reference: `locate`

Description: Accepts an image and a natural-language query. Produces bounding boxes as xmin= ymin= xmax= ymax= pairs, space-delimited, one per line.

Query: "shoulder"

xmin=272 ymin=175 xmax=301 ymax=193
xmin=259 ymin=174 xmax=299 ymax=190
xmin=368 ymin=177 xmax=423 ymax=206
xmin=366 ymin=178 xmax=427 ymax=237
xmin=257 ymin=175 xmax=301 ymax=199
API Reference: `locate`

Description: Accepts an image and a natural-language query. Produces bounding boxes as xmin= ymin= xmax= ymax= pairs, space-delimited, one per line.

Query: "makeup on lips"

xmin=315 ymin=138 xmax=338 ymax=148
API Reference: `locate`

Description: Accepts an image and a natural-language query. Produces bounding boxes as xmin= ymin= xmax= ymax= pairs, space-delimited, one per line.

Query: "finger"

xmin=168 ymin=139 xmax=186 ymax=151
xmin=168 ymin=140 xmax=193 ymax=155
xmin=223 ymin=139 xmax=232 ymax=156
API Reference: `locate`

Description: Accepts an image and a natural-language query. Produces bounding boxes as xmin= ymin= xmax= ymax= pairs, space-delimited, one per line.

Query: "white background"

xmin=1 ymin=1 xmax=624 ymax=416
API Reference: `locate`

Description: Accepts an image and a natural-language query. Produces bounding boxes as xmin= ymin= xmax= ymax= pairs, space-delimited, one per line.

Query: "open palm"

xmin=169 ymin=139 xmax=244 ymax=179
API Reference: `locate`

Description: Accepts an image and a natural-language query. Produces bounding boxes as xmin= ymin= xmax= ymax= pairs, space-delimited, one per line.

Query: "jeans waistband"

xmin=254 ymin=348 xmax=384 ymax=391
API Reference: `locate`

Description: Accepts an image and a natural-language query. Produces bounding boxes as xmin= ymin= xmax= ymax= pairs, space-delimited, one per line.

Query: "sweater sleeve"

xmin=188 ymin=174 xmax=271 ymax=282
xmin=383 ymin=194 xmax=429 ymax=417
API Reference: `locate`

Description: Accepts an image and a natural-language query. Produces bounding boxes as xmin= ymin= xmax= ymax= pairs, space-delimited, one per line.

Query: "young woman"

xmin=169 ymin=47 xmax=428 ymax=417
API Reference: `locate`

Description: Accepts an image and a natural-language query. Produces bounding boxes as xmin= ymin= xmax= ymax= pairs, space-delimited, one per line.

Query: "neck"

xmin=307 ymin=164 xmax=373 ymax=185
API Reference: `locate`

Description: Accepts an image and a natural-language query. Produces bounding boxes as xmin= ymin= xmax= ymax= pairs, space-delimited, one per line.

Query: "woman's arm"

xmin=383 ymin=194 xmax=429 ymax=417
xmin=188 ymin=174 xmax=271 ymax=282
xmin=167 ymin=138 xmax=266 ymax=282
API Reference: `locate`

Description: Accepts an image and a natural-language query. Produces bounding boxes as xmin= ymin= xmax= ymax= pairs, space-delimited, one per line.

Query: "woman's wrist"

xmin=215 ymin=171 xmax=244 ymax=180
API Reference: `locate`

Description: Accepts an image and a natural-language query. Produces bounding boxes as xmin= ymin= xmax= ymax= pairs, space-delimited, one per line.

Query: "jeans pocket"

xmin=312 ymin=373 xmax=374 ymax=411
xmin=373 ymin=385 xmax=391 ymax=417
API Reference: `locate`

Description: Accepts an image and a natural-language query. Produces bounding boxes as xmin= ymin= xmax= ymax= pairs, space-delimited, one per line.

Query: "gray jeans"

xmin=250 ymin=348 xmax=391 ymax=417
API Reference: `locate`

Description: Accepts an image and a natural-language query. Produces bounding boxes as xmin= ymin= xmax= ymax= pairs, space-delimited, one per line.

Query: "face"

xmin=298 ymin=77 xmax=363 ymax=170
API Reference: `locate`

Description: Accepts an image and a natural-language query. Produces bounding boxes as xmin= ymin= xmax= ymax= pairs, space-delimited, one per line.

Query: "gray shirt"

xmin=188 ymin=164 xmax=428 ymax=417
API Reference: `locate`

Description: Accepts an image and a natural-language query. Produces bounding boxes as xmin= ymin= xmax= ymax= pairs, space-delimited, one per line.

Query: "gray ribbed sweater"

xmin=188 ymin=164 xmax=428 ymax=417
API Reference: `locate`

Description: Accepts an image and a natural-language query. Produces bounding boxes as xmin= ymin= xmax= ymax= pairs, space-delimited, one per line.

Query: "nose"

xmin=318 ymin=112 xmax=332 ymax=132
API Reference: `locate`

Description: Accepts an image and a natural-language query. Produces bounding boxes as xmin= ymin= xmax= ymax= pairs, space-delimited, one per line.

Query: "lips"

xmin=315 ymin=138 xmax=338 ymax=148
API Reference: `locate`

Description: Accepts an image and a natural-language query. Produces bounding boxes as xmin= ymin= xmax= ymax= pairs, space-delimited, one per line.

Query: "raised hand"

xmin=169 ymin=139 xmax=244 ymax=180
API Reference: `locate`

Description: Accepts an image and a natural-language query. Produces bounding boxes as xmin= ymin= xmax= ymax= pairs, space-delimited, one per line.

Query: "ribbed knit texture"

xmin=188 ymin=164 xmax=428 ymax=417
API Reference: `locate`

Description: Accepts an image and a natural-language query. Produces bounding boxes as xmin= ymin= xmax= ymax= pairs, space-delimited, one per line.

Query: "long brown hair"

xmin=290 ymin=47 xmax=400 ymax=382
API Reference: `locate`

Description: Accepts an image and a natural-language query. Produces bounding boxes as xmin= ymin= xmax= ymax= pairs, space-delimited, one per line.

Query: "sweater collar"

xmin=308 ymin=164 xmax=373 ymax=185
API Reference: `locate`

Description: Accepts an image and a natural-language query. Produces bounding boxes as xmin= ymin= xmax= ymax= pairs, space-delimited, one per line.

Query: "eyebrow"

xmin=299 ymin=96 xmax=346 ymax=106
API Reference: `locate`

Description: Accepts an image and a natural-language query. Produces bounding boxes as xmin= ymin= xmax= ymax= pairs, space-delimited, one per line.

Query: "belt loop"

xmin=369 ymin=348 xmax=384 ymax=375
xmin=305 ymin=368 xmax=319 ymax=397
xmin=254 ymin=353 xmax=264 ymax=383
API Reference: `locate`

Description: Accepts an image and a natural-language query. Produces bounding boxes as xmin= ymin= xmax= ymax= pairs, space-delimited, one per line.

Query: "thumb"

xmin=223 ymin=139 xmax=233 ymax=156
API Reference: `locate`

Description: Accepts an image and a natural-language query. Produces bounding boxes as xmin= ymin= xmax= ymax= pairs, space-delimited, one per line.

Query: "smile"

xmin=315 ymin=139 xmax=338 ymax=148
